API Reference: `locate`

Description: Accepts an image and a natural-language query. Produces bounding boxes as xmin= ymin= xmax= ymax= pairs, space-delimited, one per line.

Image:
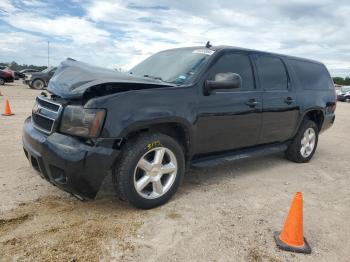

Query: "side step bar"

xmin=191 ymin=143 xmax=288 ymax=168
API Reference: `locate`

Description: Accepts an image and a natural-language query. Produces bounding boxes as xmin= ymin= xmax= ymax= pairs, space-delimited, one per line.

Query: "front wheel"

xmin=0 ymin=78 xmax=4 ymax=85
xmin=285 ymin=119 xmax=319 ymax=163
xmin=345 ymin=97 xmax=350 ymax=103
xmin=113 ymin=133 xmax=185 ymax=209
xmin=31 ymin=79 xmax=45 ymax=90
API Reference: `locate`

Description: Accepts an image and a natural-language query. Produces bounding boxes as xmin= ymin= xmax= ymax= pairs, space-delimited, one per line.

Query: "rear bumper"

xmin=22 ymin=117 xmax=120 ymax=199
xmin=320 ymin=112 xmax=335 ymax=133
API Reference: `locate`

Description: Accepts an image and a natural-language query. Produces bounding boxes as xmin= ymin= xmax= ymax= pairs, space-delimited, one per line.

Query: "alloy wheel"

xmin=300 ymin=127 xmax=316 ymax=158
xmin=133 ymin=147 xmax=177 ymax=199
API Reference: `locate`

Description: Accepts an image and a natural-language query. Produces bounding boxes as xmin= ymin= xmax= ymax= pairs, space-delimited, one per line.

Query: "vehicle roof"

xmin=165 ymin=45 xmax=323 ymax=65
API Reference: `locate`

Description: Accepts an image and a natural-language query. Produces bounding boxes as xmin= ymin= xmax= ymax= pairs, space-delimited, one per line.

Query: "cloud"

xmin=0 ymin=32 xmax=48 ymax=62
xmin=0 ymin=0 xmax=349 ymax=76
xmin=0 ymin=0 xmax=16 ymax=13
xmin=3 ymin=13 xmax=110 ymax=44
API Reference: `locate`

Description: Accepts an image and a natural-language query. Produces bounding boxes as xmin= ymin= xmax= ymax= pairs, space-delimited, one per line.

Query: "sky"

xmin=0 ymin=0 xmax=349 ymax=76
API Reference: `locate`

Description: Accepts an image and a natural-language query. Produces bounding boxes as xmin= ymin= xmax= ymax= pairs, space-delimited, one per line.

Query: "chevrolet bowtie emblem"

xmin=32 ymin=104 xmax=40 ymax=114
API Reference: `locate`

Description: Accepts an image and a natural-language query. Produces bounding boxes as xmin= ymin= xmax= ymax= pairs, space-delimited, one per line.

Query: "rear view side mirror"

xmin=204 ymin=73 xmax=242 ymax=95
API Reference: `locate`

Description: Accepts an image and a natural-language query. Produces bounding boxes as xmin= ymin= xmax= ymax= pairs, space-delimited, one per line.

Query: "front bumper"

xmin=22 ymin=117 xmax=120 ymax=199
xmin=5 ymin=77 xmax=14 ymax=83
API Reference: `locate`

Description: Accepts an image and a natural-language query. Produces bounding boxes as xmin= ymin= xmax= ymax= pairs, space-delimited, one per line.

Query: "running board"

xmin=191 ymin=143 xmax=288 ymax=168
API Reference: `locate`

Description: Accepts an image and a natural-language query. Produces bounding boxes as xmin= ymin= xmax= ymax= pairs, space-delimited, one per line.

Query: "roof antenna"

xmin=205 ymin=41 xmax=212 ymax=48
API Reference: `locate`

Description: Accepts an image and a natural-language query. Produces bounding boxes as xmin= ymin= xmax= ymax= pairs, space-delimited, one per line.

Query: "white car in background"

xmin=337 ymin=86 xmax=350 ymax=102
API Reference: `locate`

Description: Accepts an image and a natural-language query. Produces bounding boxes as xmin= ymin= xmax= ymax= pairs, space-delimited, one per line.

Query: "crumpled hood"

xmin=48 ymin=58 xmax=175 ymax=99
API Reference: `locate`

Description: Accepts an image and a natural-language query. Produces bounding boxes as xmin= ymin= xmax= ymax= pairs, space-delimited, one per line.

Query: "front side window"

xmin=207 ymin=53 xmax=254 ymax=89
xmin=256 ymin=56 xmax=288 ymax=90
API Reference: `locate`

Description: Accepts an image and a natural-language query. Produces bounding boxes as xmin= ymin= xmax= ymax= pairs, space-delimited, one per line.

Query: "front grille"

xmin=32 ymin=114 xmax=54 ymax=132
xmin=36 ymin=97 xmax=60 ymax=112
xmin=32 ymin=96 xmax=62 ymax=134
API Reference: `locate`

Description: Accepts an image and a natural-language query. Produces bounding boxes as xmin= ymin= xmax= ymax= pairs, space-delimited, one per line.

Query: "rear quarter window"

xmin=289 ymin=59 xmax=333 ymax=90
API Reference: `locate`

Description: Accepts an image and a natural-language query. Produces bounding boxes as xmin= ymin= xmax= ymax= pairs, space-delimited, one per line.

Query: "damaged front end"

xmin=23 ymin=58 xmax=174 ymax=199
xmin=23 ymin=94 xmax=119 ymax=199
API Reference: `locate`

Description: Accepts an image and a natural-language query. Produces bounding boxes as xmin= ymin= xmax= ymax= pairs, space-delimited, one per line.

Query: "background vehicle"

xmin=0 ymin=66 xmax=15 ymax=82
xmin=0 ymin=69 xmax=14 ymax=85
xmin=23 ymin=67 xmax=57 ymax=89
xmin=15 ymin=69 xmax=39 ymax=79
xmin=23 ymin=46 xmax=336 ymax=209
xmin=337 ymin=86 xmax=350 ymax=102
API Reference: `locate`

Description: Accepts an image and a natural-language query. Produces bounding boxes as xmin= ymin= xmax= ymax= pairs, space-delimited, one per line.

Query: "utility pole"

xmin=47 ymin=41 xmax=50 ymax=68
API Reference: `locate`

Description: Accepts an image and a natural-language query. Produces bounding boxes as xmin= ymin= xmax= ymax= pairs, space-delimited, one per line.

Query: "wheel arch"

xmin=298 ymin=108 xmax=325 ymax=133
xmin=119 ymin=118 xmax=194 ymax=161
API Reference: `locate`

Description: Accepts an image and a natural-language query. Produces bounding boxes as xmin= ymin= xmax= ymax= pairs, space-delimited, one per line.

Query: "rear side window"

xmin=208 ymin=53 xmax=254 ymax=89
xmin=289 ymin=59 xmax=333 ymax=90
xmin=256 ymin=56 xmax=288 ymax=90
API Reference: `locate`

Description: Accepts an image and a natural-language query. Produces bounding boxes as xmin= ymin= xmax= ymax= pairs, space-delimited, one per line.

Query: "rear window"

xmin=256 ymin=56 xmax=288 ymax=90
xmin=289 ymin=59 xmax=333 ymax=90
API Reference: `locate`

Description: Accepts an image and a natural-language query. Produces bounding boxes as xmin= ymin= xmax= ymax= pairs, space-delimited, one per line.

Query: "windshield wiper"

xmin=143 ymin=74 xmax=163 ymax=81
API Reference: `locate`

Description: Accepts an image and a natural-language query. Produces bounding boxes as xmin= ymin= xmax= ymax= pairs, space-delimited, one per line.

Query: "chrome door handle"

xmin=245 ymin=99 xmax=259 ymax=107
xmin=284 ymin=97 xmax=295 ymax=105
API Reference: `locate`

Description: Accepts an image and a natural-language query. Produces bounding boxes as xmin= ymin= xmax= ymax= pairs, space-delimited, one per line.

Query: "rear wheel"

xmin=285 ymin=119 xmax=318 ymax=163
xmin=113 ymin=133 xmax=185 ymax=209
xmin=0 ymin=78 xmax=4 ymax=85
xmin=345 ymin=97 xmax=350 ymax=102
xmin=32 ymin=79 xmax=45 ymax=90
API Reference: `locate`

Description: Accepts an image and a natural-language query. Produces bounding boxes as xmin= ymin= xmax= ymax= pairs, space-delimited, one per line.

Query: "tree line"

xmin=0 ymin=61 xmax=47 ymax=72
xmin=333 ymin=77 xmax=350 ymax=86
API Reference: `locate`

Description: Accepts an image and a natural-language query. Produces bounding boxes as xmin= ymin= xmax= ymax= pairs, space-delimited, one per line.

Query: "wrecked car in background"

xmin=23 ymin=67 xmax=57 ymax=89
xmin=16 ymin=69 xmax=39 ymax=79
xmin=0 ymin=69 xmax=14 ymax=85
xmin=23 ymin=46 xmax=336 ymax=209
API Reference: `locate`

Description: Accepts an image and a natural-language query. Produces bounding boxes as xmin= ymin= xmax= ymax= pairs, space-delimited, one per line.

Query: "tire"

xmin=0 ymin=78 xmax=4 ymax=85
xmin=345 ymin=97 xmax=350 ymax=103
xmin=113 ymin=133 xmax=185 ymax=209
xmin=285 ymin=119 xmax=318 ymax=163
xmin=31 ymin=79 xmax=45 ymax=90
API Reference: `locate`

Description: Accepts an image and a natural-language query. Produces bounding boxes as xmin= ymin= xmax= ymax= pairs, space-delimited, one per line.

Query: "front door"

xmin=195 ymin=52 xmax=262 ymax=154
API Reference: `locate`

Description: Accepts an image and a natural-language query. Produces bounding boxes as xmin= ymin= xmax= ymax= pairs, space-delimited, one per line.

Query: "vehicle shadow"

xmin=96 ymin=152 xmax=289 ymax=203
xmin=179 ymin=153 xmax=288 ymax=192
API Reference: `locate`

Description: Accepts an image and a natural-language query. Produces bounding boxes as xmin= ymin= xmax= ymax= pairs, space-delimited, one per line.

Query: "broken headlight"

xmin=60 ymin=106 xmax=106 ymax=138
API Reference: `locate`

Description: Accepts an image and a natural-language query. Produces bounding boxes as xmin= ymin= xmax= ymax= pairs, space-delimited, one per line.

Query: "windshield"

xmin=341 ymin=87 xmax=350 ymax=93
xmin=130 ymin=48 xmax=214 ymax=84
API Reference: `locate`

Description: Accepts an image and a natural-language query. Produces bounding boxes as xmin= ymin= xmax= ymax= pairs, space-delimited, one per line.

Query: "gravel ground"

xmin=0 ymin=82 xmax=349 ymax=261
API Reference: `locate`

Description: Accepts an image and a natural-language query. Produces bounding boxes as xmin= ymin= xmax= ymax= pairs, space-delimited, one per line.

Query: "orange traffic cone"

xmin=2 ymin=99 xmax=14 ymax=116
xmin=274 ymin=192 xmax=311 ymax=254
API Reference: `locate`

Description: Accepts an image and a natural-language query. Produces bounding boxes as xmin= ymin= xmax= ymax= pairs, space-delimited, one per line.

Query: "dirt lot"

xmin=0 ymin=82 xmax=349 ymax=261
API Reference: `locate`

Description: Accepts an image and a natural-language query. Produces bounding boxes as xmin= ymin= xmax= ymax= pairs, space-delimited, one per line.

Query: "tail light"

xmin=327 ymin=102 xmax=336 ymax=113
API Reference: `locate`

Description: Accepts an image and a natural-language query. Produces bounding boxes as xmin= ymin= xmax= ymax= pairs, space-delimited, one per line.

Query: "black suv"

xmin=22 ymin=46 xmax=336 ymax=209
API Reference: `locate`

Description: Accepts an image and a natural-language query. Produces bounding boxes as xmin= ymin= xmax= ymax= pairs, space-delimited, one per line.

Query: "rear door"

xmin=195 ymin=52 xmax=262 ymax=154
xmin=254 ymin=55 xmax=299 ymax=144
